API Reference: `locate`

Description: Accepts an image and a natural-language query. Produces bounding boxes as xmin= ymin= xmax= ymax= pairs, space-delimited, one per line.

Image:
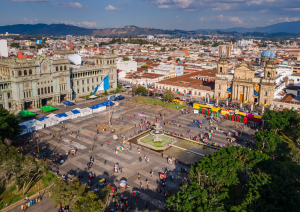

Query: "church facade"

xmin=214 ymin=52 xmax=276 ymax=106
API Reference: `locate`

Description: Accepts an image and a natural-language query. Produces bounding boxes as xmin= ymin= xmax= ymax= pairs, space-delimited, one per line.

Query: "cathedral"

xmin=214 ymin=51 xmax=276 ymax=106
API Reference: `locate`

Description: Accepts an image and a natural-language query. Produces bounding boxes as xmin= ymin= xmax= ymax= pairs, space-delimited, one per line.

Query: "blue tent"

xmin=101 ymin=101 xmax=115 ymax=106
xmin=38 ymin=116 xmax=49 ymax=121
xmin=55 ymin=113 xmax=68 ymax=118
xmin=62 ymin=101 xmax=75 ymax=106
xmin=89 ymin=105 xmax=100 ymax=109
xmin=71 ymin=109 xmax=80 ymax=114
xmin=20 ymin=125 xmax=27 ymax=130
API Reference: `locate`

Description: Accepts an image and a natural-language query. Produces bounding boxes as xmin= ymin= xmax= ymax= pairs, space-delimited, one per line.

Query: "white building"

xmin=117 ymin=61 xmax=137 ymax=73
xmin=147 ymin=35 xmax=154 ymax=40
xmin=0 ymin=40 xmax=8 ymax=57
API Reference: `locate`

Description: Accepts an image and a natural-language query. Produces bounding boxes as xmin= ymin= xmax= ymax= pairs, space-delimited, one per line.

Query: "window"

xmin=198 ymin=92 xmax=201 ymax=96
xmin=64 ymin=65 xmax=67 ymax=70
xmin=88 ymin=87 xmax=89 ymax=91
xmin=83 ymin=88 xmax=85 ymax=93
xmin=60 ymin=66 xmax=62 ymax=71
xmin=82 ymin=80 xmax=84 ymax=85
xmin=267 ymin=71 xmax=270 ymax=77
xmin=87 ymin=79 xmax=89 ymax=83
xmin=194 ymin=91 xmax=197 ymax=95
xmin=92 ymin=78 xmax=94 ymax=83
xmin=41 ymin=88 xmax=43 ymax=95
xmin=77 ymin=89 xmax=79 ymax=94
xmin=265 ymin=91 xmax=268 ymax=96
xmin=44 ymin=87 xmax=47 ymax=94
xmin=173 ymin=88 xmax=175 ymax=91
xmin=38 ymin=88 xmax=40 ymax=95
xmin=56 ymin=67 xmax=58 ymax=71
xmin=218 ymin=93 xmax=221 ymax=97
xmin=264 ymin=100 xmax=267 ymax=104
xmin=184 ymin=90 xmax=186 ymax=93
xmin=51 ymin=86 xmax=53 ymax=93
xmin=18 ymin=71 xmax=22 ymax=76
xmin=298 ymin=79 xmax=299 ymax=82
xmin=64 ymin=85 xmax=65 ymax=90
xmin=48 ymin=87 xmax=50 ymax=93
xmin=219 ymin=85 xmax=221 ymax=89
xmin=92 ymin=86 xmax=94 ymax=90
xmin=77 ymin=81 xmax=79 ymax=86
xmin=97 ymin=77 xmax=98 ymax=82
xmin=8 ymin=102 xmax=11 ymax=108
xmin=220 ymin=67 xmax=222 ymax=73
xmin=29 ymin=69 xmax=32 ymax=75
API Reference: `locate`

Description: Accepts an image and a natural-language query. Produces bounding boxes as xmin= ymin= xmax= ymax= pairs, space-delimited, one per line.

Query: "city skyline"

xmin=1 ymin=0 xmax=300 ymax=30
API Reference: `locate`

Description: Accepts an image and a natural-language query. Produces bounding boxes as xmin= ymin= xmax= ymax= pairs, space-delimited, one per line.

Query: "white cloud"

xmin=285 ymin=8 xmax=300 ymax=11
xmin=13 ymin=0 xmax=48 ymax=2
xmin=105 ymin=5 xmax=120 ymax=10
xmin=158 ymin=5 xmax=171 ymax=8
xmin=268 ymin=17 xmax=300 ymax=25
xmin=81 ymin=21 xmax=97 ymax=28
xmin=24 ymin=18 xmax=39 ymax=24
xmin=199 ymin=15 xmax=243 ymax=24
xmin=55 ymin=2 xmax=84 ymax=9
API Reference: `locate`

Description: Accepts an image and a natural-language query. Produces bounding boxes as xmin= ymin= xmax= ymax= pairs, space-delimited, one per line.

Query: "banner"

xmin=254 ymin=83 xmax=259 ymax=96
xmin=93 ymin=75 xmax=109 ymax=95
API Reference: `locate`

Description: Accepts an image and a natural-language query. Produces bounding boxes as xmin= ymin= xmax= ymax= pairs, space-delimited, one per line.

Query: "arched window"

xmin=198 ymin=92 xmax=201 ymax=96
xmin=48 ymin=87 xmax=50 ymax=93
xmin=29 ymin=69 xmax=32 ymax=75
xmin=56 ymin=67 xmax=58 ymax=71
xmin=44 ymin=87 xmax=47 ymax=94
xmin=24 ymin=70 xmax=27 ymax=75
xmin=267 ymin=71 xmax=270 ymax=77
xmin=195 ymin=91 xmax=197 ymax=95
xmin=64 ymin=65 xmax=67 ymax=70
xmin=18 ymin=71 xmax=22 ymax=76
xmin=88 ymin=87 xmax=90 ymax=91
xmin=60 ymin=66 xmax=62 ymax=71
xmin=220 ymin=67 xmax=222 ymax=73
xmin=38 ymin=88 xmax=40 ymax=95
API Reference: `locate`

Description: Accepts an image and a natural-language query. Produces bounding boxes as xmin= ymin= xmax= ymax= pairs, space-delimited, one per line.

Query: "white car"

xmin=157 ymin=96 xmax=163 ymax=100
xmin=250 ymin=111 xmax=259 ymax=115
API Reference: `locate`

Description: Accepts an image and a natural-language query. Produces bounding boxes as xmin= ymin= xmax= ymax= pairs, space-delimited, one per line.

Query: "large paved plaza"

xmin=19 ymin=95 xmax=257 ymax=212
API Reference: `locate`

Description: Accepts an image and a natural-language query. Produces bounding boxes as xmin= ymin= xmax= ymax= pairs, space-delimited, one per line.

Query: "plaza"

xmin=19 ymin=95 xmax=257 ymax=211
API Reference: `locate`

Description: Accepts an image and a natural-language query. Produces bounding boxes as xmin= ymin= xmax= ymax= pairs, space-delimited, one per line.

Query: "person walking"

xmin=138 ymin=173 xmax=140 ymax=180
xmin=150 ymin=170 xmax=153 ymax=177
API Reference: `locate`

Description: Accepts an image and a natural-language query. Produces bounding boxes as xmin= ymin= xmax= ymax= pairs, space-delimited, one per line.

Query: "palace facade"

xmin=215 ymin=51 xmax=276 ymax=105
xmin=0 ymin=53 xmax=117 ymax=112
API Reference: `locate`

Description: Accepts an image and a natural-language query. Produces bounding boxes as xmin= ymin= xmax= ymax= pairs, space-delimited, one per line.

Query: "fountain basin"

xmin=137 ymin=134 xmax=176 ymax=150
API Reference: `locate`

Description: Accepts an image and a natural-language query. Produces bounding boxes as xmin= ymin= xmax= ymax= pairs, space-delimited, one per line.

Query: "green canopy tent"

xmin=204 ymin=109 xmax=208 ymax=116
xmin=18 ymin=110 xmax=36 ymax=118
xmin=240 ymin=116 xmax=244 ymax=123
xmin=39 ymin=105 xmax=57 ymax=112
xmin=209 ymin=110 xmax=213 ymax=116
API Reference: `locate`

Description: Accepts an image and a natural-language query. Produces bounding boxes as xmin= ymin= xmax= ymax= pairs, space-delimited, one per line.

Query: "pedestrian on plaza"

xmin=140 ymin=183 xmax=143 ymax=190
xmin=161 ymin=153 xmax=163 ymax=157
xmin=150 ymin=170 xmax=153 ymax=177
xmin=138 ymin=173 xmax=140 ymax=180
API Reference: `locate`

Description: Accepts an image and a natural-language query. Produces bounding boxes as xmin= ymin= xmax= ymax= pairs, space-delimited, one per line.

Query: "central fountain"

xmin=137 ymin=119 xmax=176 ymax=150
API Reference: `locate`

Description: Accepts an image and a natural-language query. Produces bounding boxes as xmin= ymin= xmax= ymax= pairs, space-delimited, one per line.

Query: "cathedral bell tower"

xmin=217 ymin=53 xmax=228 ymax=74
xmin=264 ymin=55 xmax=276 ymax=80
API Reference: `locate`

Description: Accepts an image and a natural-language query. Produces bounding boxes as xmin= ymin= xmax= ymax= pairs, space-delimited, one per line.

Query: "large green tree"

xmin=0 ymin=107 xmax=21 ymax=142
xmin=135 ymin=86 xmax=148 ymax=94
xmin=163 ymin=90 xmax=175 ymax=102
xmin=73 ymin=191 xmax=104 ymax=212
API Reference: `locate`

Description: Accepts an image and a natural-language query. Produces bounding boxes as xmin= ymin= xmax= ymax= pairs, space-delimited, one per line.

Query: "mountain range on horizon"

xmin=0 ymin=20 xmax=300 ymax=37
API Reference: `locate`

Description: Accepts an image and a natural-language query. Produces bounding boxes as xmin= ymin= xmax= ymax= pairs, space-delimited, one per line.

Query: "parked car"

xmin=116 ymin=95 xmax=125 ymax=100
xmin=250 ymin=111 xmax=259 ymax=115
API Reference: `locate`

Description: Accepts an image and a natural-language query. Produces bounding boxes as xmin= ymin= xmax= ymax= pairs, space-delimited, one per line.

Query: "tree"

xmin=0 ymin=107 xmax=21 ymax=141
xmin=254 ymin=130 xmax=283 ymax=154
xmin=49 ymin=177 xmax=86 ymax=207
xmin=73 ymin=191 xmax=104 ymax=212
xmin=212 ymin=42 xmax=220 ymax=47
xmin=104 ymin=90 xmax=108 ymax=95
xmin=90 ymin=92 xmax=93 ymax=96
xmin=10 ymin=43 xmax=20 ymax=48
xmin=123 ymin=57 xmax=130 ymax=61
xmin=116 ymin=87 xmax=120 ymax=93
xmin=141 ymin=66 xmax=148 ymax=68
xmin=163 ymin=90 xmax=174 ymax=102
xmin=167 ymin=57 xmax=172 ymax=61
xmin=135 ymin=86 xmax=147 ymax=94
xmin=176 ymin=58 xmax=180 ymax=61
xmin=289 ymin=147 xmax=300 ymax=163
xmin=94 ymin=44 xmax=98 ymax=47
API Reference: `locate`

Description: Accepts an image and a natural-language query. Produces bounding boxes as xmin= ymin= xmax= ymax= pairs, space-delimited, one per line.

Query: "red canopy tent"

xmin=236 ymin=116 xmax=240 ymax=123
xmin=243 ymin=117 xmax=248 ymax=124
xmin=231 ymin=114 xmax=235 ymax=121
xmin=225 ymin=114 xmax=229 ymax=120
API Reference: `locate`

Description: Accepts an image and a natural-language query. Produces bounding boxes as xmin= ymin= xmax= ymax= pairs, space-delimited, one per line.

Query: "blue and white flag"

xmin=93 ymin=75 xmax=109 ymax=95
xmin=36 ymin=40 xmax=42 ymax=44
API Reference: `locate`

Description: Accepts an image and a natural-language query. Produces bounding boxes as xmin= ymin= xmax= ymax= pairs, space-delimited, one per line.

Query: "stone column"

xmin=243 ymin=86 xmax=246 ymax=102
xmin=236 ymin=85 xmax=239 ymax=102
xmin=232 ymin=84 xmax=235 ymax=100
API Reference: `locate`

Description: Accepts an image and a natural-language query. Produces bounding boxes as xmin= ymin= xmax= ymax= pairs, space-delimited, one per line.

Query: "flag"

xmin=36 ymin=40 xmax=42 ymax=44
xmin=93 ymin=75 xmax=109 ymax=95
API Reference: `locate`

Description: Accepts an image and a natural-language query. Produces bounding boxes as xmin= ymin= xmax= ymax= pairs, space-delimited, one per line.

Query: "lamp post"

xmin=198 ymin=174 xmax=208 ymax=186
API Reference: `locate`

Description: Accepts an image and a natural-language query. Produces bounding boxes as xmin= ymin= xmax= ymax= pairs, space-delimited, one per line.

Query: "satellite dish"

xmin=67 ymin=54 xmax=81 ymax=65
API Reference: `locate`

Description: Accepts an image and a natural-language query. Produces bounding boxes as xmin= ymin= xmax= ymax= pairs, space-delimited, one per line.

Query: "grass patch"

xmin=132 ymin=97 xmax=186 ymax=110
xmin=140 ymin=134 xmax=174 ymax=147
xmin=0 ymin=194 xmax=22 ymax=209
xmin=43 ymin=171 xmax=58 ymax=187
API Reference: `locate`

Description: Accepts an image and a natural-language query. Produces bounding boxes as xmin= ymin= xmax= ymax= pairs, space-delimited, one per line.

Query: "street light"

xmin=198 ymin=173 xmax=208 ymax=186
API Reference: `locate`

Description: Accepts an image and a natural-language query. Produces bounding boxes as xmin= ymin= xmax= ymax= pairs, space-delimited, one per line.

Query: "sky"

xmin=1 ymin=0 xmax=300 ymax=30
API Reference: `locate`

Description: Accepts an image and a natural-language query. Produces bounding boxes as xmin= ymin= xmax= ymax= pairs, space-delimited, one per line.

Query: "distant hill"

xmin=195 ymin=20 xmax=300 ymax=33
xmin=0 ymin=24 xmax=191 ymax=37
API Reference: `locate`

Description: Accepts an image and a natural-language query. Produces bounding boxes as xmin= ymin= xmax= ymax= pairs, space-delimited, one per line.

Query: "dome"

xmin=221 ymin=53 xmax=226 ymax=56
xmin=269 ymin=55 xmax=274 ymax=59
xmin=288 ymin=59 xmax=291 ymax=61
xmin=261 ymin=50 xmax=275 ymax=58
